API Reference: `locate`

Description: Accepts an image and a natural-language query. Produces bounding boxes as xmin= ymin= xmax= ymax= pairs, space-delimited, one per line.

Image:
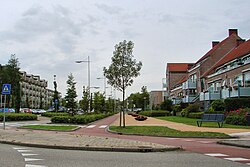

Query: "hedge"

xmin=139 ymin=110 xmax=170 ymax=117
xmin=224 ymin=98 xmax=250 ymax=111
xmin=188 ymin=112 xmax=204 ymax=119
xmin=51 ymin=113 xmax=113 ymax=124
xmin=0 ymin=113 xmax=37 ymax=121
xmin=41 ymin=112 xmax=68 ymax=117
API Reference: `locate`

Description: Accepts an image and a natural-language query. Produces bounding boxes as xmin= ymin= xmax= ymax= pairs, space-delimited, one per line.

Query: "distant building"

xmin=149 ymin=91 xmax=165 ymax=109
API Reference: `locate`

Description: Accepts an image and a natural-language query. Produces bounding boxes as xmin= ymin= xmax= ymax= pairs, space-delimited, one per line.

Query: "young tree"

xmin=103 ymin=40 xmax=142 ymax=127
xmin=65 ymin=73 xmax=77 ymax=116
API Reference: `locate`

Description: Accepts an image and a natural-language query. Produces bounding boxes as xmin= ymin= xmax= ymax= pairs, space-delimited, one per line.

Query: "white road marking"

xmin=197 ymin=141 xmax=214 ymax=144
xmin=183 ymin=139 xmax=194 ymax=142
xmin=13 ymin=147 xmax=28 ymax=150
xmin=246 ymin=163 xmax=250 ymax=165
xmin=86 ymin=125 xmax=96 ymax=128
xmin=99 ymin=125 xmax=108 ymax=128
xmin=17 ymin=150 xmax=33 ymax=152
xmin=166 ymin=138 xmax=178 ymax=140
xmin=22 ymin=153 xmax=39 ymax=156
xmin=25 ymin=164 xmax=47 ymax=167
xmin=224 ymin=157 xmax=250 ymax=161
xmin=205 ymin=153 xmax=229 ymax=157
xmin=25 ymin=158 xmax=44 ymax=162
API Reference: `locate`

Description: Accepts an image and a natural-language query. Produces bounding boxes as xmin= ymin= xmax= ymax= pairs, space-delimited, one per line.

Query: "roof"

xmin=202 ymin=39 xmax=250 ymax=77
xmin=167 ymin=63 xmax=194 ymax=72
xmin=195 ymin=33 xmax=241 ymax=65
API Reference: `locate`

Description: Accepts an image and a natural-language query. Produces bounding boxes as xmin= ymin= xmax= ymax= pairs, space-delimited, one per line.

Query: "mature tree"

xmin=104 ymin=40 xmax=142 ymax=127
xmin=53 ymin=75 xmax=59 ymax=111
xmin=127 ymin=86 xmax=149 ymax=111
xmin=65 ymin=73 xmax=77 ymax=116
xmin=0 ymin=54 xmax=21 ymax=112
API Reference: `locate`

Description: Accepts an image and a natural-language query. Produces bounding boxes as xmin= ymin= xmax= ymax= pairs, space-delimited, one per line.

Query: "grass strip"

xmin=109 ymin=126 xmax=229 ymax=138
xmin=158 ymin=116 xmax=250 ymax=129
xmin=21 ymin=125 xmax=78 ymax=131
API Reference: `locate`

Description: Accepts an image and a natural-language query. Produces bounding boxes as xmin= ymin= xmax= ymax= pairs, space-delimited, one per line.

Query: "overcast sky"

xmin=1 ymin=0 xmax=250 ymax=99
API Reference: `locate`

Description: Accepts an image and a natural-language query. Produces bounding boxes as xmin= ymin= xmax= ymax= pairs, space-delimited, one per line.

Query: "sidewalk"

xmin=0 ymin=128 xmax=179 ymax=152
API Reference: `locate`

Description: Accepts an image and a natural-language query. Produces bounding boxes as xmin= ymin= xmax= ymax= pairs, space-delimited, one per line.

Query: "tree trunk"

xmin=122 ymin=88 xmax=126 ymax=127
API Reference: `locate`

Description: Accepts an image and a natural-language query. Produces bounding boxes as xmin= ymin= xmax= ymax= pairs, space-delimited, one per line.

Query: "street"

xmin=1 ymin=143 xmax=248 ymax=167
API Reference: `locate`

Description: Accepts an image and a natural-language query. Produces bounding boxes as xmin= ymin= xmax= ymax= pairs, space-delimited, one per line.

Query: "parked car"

xmin=32 ymin=109 xmax=46 ymax=114
xmin=0 ymin=108 xmax=15 ymax=113
xmin=20 ymin=108 xmax=32 ymax=113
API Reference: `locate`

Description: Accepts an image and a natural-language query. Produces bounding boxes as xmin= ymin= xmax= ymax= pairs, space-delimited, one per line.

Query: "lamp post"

xmin=76 ymin=56 xmax=91 ymax=111
xmin=96 ymin=77 xmax=106 ymax=99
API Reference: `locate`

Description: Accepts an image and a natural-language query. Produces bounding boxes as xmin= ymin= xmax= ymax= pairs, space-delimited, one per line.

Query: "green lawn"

xmin=21 ymin=125 xmax=78 ymax=131
xmin=109 ymin=126 xmax=229 ymax=138
xmin=157 ymin=116 xmax=250 ymax=129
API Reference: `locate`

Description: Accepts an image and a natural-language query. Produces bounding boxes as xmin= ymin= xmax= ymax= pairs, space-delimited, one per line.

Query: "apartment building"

xmin=149 ymin=91 xmax=165 ymax=109
xmin=166 ymin=29 xmax=250 ymax=108
xmin=20 ymin=71 xmax=60 ymax=109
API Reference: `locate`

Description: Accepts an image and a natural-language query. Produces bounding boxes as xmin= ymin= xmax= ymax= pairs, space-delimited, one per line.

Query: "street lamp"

xmin=96 ymin=77 xmax=106 ymax=98
xmin=76 ymin=56 xmax=91 ymax=111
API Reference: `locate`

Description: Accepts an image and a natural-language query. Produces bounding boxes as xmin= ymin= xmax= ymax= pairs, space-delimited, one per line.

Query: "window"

xmin=244 ymin=72 xmax=250 ymax=87
xmin=234 ymin=75 xmax=243 ymax=86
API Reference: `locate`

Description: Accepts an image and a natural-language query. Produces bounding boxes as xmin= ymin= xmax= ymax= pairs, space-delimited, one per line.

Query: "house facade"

xmin=166 ymin=29 xmax=250 ymax=108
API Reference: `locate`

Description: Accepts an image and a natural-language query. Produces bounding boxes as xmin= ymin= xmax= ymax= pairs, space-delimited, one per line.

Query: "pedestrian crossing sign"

xmin=2 ymin=84 xmax=11 ymax=95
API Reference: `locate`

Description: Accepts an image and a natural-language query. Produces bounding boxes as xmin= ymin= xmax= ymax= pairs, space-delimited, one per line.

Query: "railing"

xmin=182 ymin=95 xmax=197 ymax=103
xmin=221 ymin=87 xmax=250 ymax=98
xmin=199 ymin=91 xmax=221 ymax=101
xmin=182 ymin=79 xmax=196 ymax=90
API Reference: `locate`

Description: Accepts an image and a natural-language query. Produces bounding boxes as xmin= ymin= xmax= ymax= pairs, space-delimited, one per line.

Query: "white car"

xmin=32 ymin=109 xmax=47 ymax=114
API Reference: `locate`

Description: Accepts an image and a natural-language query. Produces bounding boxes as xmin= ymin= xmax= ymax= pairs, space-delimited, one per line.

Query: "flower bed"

xmin=135 ymin=115 xmax=147 ymax=121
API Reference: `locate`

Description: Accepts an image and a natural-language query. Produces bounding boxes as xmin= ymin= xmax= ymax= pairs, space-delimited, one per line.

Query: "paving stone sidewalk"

xmin=0 ymin=128 xmax=179 ymax=152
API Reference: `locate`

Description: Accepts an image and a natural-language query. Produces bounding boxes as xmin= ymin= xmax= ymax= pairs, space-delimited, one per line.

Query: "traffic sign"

xmin=2 ymin=84 xmax=11 ymax=95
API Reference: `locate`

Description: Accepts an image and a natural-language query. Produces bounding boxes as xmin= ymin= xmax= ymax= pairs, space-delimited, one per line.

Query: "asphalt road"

xmin=1 ymin=143 xmax=248 ymax=167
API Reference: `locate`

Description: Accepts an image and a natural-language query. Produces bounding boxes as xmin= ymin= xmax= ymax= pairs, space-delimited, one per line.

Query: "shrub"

xmin=41 ymin=112 xmax=68 ymax=117
xmin=225 ymin=108 xmax=248 ymax=126
xmin=172 ymin=105 xmax=182 ymax=116
xmin=139 ymin=110 xmax=170 ymax=117
xmin=186 ymin=104 xmax=200 ymax=113
xmin=51 ymin=113 xmax=112 ymax=124
xmin=188 ymin=112 xmax=204 ymax=119
xmin=0 ymin=113 xmax=37 ymax=121
xmin=224 ymin=98 xmax=250 ymax=111
xmin=180 ymin=108 xmax=189 ymax=117
xmin=211 ymin=100 xmax=225 ymax=111
xmin=160 ymin=99 xmax=172 ymax=111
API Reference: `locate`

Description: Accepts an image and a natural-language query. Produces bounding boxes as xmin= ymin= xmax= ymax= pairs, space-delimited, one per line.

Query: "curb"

xmin=217 ymin=140 xmax=250 ymax=149
xmin=17 ymin=126 xmax=81 ymax=132
xmin=0 ymin=140 xmax=181 ymax=153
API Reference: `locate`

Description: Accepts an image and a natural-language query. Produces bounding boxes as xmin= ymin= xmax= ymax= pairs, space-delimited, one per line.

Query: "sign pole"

xmin=3 ymin=95 xmax=6 ymax=130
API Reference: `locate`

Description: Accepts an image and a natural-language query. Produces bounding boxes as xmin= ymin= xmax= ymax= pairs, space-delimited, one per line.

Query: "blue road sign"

xmin=2 ymin=84 xmax=11 ymax=95
xmin=55 ymin=99 xmax=58 ymax=104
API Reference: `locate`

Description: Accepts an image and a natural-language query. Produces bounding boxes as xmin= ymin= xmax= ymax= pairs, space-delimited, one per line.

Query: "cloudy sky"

xmin=1 ymin=0 xmax=250 ymax=99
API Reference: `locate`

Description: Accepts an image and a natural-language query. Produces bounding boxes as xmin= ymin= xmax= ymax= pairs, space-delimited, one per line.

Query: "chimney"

xmin=229 ymin=29 xmax=238 ymax=36
xmin=237 ymin=39 xmax=246 ymax=46
xmin=212 ymin=41 xmax=220 ymax=48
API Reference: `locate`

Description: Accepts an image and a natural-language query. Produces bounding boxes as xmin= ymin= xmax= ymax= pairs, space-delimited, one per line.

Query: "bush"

xmin=41 ymin=112 xmax=68 ymax=117
xmin=186 ymin=104 xmax=200 ymax=113
xmin=139 ymin=110 xmax=170 ymax=117
xmin=225 ymin=108 xmax=248 ymax=126
xmin=188 ymin=112 xmax=204 ymax=119
xmin=224 ymin=98 xmax=250 ymax=111
xmin=172 ymin=105 xmax=182 ymax=116
xmin=0 ymin=113 xmax=37 ymax=121
xmin=211 ymin=100 xmax=225 ymax=111
xmin=51 ymin=113 xmax=112 ymax=124
xmin=180 ymin=108 xmax=189 ymax=117
xmin=160 ymin=99 xmax=172 ymax=111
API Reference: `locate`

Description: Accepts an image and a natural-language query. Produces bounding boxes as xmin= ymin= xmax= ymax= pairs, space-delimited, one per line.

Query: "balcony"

xmin=199 ymin=91 xmax=221 ymax=101
xmin=172 ymin=98 xmax=182 ymax=105
xmin=221 ymin=86 xmax=250 ymax=98
xmin=182 ymin=79 xmax=196 ymax=90
xmin=182 ymin=94 xmax=197 ymax=103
